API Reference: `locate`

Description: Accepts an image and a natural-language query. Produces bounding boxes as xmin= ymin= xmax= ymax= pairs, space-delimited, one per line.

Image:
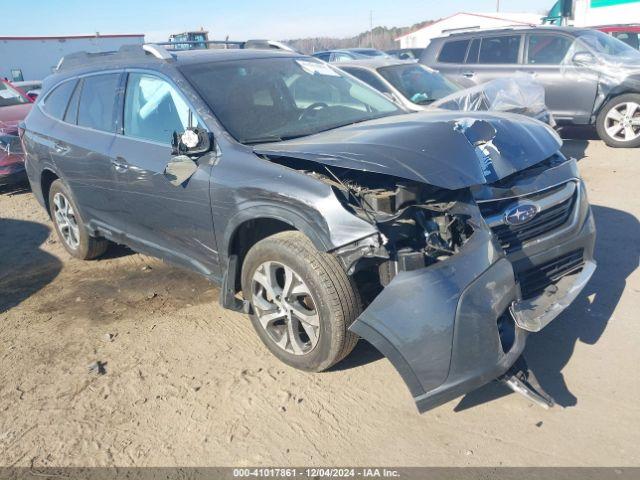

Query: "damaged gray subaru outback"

xmin=23 ymin=45 xmax=596 ymax=413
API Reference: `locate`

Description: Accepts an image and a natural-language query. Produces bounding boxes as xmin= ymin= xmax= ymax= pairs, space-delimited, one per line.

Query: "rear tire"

xmin=241 ymin=231 xmax=361 ymax=372
xmin=48 ymin=179 xmax=109 ymax=260
xmin=596 ymin=94 xmax=640 ymax=148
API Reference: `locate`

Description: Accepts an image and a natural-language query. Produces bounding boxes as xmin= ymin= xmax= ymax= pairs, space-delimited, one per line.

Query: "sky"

xmin=7 ymin=0 xmax=554 ymax=41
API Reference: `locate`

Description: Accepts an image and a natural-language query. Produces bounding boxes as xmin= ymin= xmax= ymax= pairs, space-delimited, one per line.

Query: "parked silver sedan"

xmin=337 ymin=58 xmax=554 ymax=125
xmin=337 ymin=58 xmax=459 ymax=111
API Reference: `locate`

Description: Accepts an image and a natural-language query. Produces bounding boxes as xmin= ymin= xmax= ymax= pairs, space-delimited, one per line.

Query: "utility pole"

xmin=496 ymin=0 xmax=500 ymax=12
xmin=369 ymin=11 xmax=374 ymax=48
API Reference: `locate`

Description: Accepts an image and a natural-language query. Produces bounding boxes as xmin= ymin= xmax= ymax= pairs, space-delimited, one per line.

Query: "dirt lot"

xmin=1 ymin=130 xmax=639 ymax=467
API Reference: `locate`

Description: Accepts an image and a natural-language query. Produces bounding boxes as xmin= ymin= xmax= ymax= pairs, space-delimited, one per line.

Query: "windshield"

xmin=0 ymin=82 xmax=30 ymax=108
xmin=577 ymin=30 xmax=640 ymax=62
xmin=181 ymin=57 xmax=402 ymax=144
xmin=377 ymin=64 xmax=460 ymax=105
xmin=353 ymin=49 xmax=388 ymax=58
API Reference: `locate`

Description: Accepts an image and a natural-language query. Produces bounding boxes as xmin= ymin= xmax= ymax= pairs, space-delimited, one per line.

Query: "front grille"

xmin=478 ymin=182 xmax=577 ymax=253
xmin=492 ymin=194 xmax=576 ymax=252
xmin=517 ymin=249 xmax=584 ymax=299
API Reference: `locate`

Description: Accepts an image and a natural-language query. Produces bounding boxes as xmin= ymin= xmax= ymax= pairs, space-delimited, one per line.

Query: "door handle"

xmin=54 ymin=142 xmax=68 ymax=154
xmin=110 ymin=157 xmax=129 ymax=172
xmin=462 ymin=70 xmax=475 ymax=78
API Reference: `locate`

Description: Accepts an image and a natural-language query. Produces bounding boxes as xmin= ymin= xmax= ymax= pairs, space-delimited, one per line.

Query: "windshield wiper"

xmin=243 ymin=114 xmax=399 ymax=145
xmin=243 ymin=133 xmax=315 ymax=145
xmin=243 ymin=136 xmax=284 ymax=145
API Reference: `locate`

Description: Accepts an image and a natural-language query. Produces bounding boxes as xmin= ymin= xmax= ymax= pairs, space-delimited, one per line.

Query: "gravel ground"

xmin=0 ymin=131 xmax=639 ymax=467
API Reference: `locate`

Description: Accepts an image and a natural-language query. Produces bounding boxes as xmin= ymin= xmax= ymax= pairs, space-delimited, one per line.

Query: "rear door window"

xmin=527 ymin=35 xmax=573 ymax=64
xmin=63 ymin=80 xmax=82 ymax=124
xmin=437 ymin=40 xmax=470 ymax=63
xmin=77 ymin=73 xmax=120 ymax=133
xmin=479 ymin=35 xmax=521 ymax=64
xmin=41 ymin=80 xmax=77 ymax=119
xmin=465 ymin=39 xmax=480 ymax=64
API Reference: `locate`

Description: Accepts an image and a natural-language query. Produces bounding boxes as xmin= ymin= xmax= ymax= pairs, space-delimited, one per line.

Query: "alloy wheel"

xmin=604 ymin=101 xmax=640 ymax=143
xmin=251 ymin=261 xmax=320 ymax=355
xmin=53 ymin=192 xmax=80 ymax=250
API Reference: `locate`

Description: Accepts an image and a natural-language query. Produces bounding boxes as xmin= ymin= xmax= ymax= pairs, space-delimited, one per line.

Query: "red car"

xmin=596 ymin=24 xmax=640 ymax=50
xmin=0 ymin=79 xmax=32 ymax=186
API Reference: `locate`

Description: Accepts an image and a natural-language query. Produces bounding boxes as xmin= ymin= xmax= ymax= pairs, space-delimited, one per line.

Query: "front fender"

xmin=222 ymin=203 xmax=334 ymax=257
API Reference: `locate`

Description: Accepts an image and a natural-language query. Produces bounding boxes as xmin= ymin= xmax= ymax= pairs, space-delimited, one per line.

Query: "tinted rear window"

xmin=77 ymin=74 xmax=120 ymax=133
xmin=479 ymin=35 xmax=521 ymax=64
xmin=437 ymin=40 xmax=470 ymax=63
xmin=466 ymin=39 xmax=480 ymax=64
xmin=64 ymin=80 xmax=82 ymax=124
xmin=42 ymin=80 xmax=76 ymax=119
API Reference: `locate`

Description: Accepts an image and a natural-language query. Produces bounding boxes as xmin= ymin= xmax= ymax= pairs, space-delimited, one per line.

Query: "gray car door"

xmin=520 ymin=33 xmax=599 ymax=124
xmin=108 ymin=71 xmax=219 ymax=277
xmin=45 ymin=73 xmax=123 ymax=228
xmin=462 ymin=34 xmax=524 ymax=86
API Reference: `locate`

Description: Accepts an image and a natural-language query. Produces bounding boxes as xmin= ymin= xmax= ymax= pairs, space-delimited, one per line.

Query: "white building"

xmin=572 ymin=0 xmax=640 ymax=26
xmin=395 ymin=12 xmax=543 ymax=49
xmin=0 ymin=34 xmax=145 ymax=82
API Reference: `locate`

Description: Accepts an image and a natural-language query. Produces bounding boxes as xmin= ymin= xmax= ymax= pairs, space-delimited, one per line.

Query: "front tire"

xmin=241 ymin=231 xmax=361 ymax=372
xmin=48 ymin=179 xmax=109 ymax=260
xmin=596 ymin=94 xmax=640 ymax=148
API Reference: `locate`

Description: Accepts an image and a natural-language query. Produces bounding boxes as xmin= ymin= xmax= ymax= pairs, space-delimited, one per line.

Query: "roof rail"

xmin=55 ymin=44 xmax=175 ymax=72
xmin=155 ymin=38 xmax=296 ymax=52
xmin=54 ymin=38 xmax=295 ymax=73
xmin=142 ymin=43 xmax=174 ymax=60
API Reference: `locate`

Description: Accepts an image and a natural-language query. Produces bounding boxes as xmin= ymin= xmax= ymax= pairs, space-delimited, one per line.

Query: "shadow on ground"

xmin=455 ymin=204 xmax=638 ymax=411
xmin=0 ymin=181 xmax=31 ymax=196
xmin=559 ymin=125 xmax=600 ymax=161
xmin=0 ymin=218 xmax=62 ymax=313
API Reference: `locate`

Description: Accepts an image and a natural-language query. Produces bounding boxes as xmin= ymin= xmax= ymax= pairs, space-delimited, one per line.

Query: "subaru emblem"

xmin=504 ymin=204 xmax=539 ymax=226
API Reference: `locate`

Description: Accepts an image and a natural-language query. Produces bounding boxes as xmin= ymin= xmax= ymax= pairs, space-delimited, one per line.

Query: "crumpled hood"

xmin=254 ymin=111 xmax=562 ymax=190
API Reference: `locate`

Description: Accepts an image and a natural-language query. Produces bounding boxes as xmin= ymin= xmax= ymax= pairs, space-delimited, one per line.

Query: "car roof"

xmin=433 ymin=25 xmax=593 ymax=41
xmin=313 ymin=48 xmax=376 ymax=54
xmin=47 ymin=46 xmax=305 ymax=82
xmin=173 ymin=47 xmax=301 ymax=65
xmin=334 ymin=58 xmax=418 ymax=69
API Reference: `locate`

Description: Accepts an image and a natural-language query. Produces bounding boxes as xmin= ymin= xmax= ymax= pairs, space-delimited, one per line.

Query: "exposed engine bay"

xmin=263 ymin=155 xmax=476 ymax=291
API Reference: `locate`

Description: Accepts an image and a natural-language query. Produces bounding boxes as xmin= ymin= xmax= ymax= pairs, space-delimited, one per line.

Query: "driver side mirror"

xmin=572 ymin=51 xmax=596 ymax=66
xmin=171 ymin=127 xmax=211 ymax=156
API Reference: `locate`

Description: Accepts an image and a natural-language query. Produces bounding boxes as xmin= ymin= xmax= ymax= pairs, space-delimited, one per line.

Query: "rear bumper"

xmin=350 ymin=202 xmax=596 ymax=413
xmin=1 ymin=133 xmax=27 ymax=187
xmin=0 ymin=169 xmax=27 ymax=186
xmin=0 ymin=160 xmax=26 ymax=186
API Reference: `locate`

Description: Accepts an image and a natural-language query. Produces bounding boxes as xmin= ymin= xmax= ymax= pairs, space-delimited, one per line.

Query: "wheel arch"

xmin=40 ymin=169 xmax=60 ymax=217
xmin=594 ymin=78 xmax=640 ymax=117
xmin=223 ymin=208 xmax=333 ymax=291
